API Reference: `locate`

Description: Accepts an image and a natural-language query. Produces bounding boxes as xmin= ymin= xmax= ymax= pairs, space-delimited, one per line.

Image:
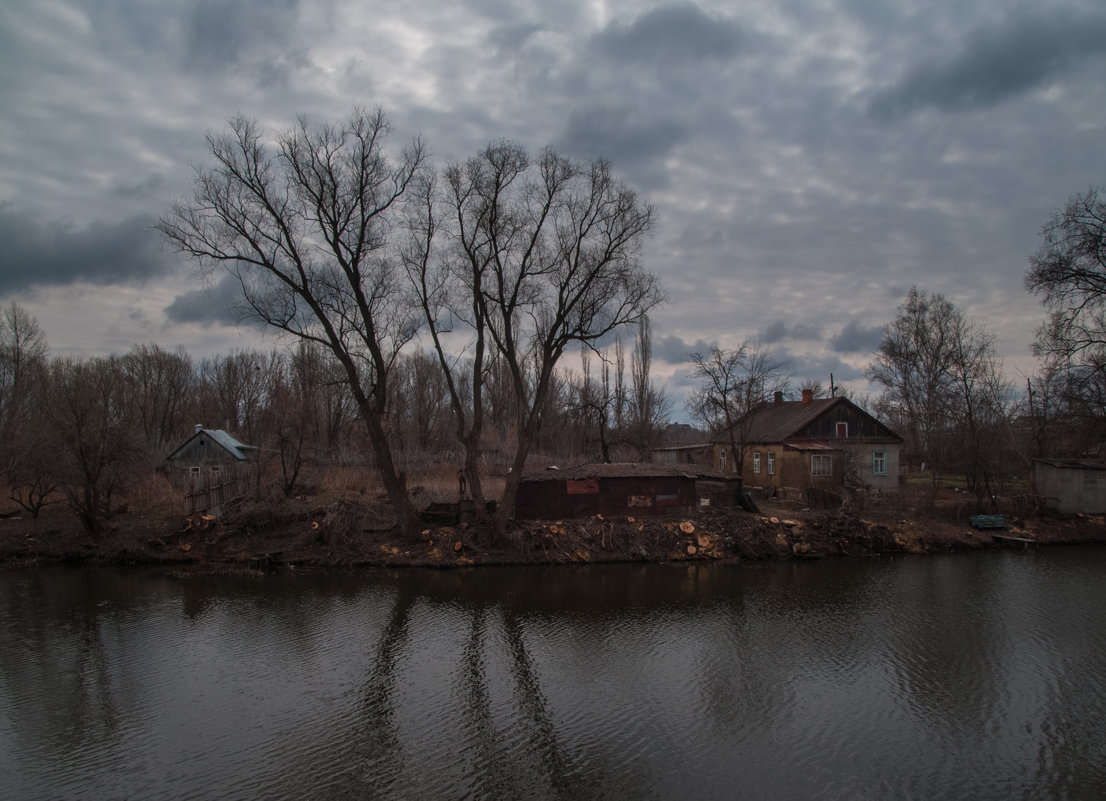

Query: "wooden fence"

xmin=181 ymin=465 xmax=250 ymax=516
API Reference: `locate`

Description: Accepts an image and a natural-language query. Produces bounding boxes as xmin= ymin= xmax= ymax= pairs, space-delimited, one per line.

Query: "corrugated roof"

xmin=206 ymin=429 xmax=255 ymax=460
xmin=521 ymin=462 xmax=735 ymax=482
xmin=166 ymin=427 xmax=255 ymax=462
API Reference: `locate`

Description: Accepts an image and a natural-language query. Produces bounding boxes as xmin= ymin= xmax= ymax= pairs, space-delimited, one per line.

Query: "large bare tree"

xmin=403 ymin=142 xmax=660 ymax=537
xmin=1025 ymin=185 xmax=1106 ymax=364
xmin=867 ymin=287 xmax=1008 ymax=507
xmin=159 ymin=107 xmax=426 ymax=536
xmin=688 ymin=342 xmax=788 ymax=493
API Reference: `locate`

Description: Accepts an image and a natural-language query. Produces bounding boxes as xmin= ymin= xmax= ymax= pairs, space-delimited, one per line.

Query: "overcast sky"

xmin=2 ymin=0 xmax=1104 ymax=418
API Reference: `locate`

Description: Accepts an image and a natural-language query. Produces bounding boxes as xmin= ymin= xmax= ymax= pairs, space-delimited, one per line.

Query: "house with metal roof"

xmin=712 ymin=389 xmax=902 ymax=493
xmin=166 ymin=425 xmax=256 ymax=515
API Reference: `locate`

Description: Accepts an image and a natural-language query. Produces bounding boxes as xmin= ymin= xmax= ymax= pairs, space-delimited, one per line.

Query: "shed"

xmin=650 ymin=443 xmax=714 ymax=465
xmin=1033 ymin=458 xmax=1106 ymax=514
xmin=166 ymin=425 xmax=256 ymax=515
xmin=514 ymin=463 xmax=741 ymax=520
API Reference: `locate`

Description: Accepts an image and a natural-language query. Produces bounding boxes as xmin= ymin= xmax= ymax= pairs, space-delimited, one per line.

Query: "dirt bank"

xmin=2 ymin=497 xmax=1104 ymax=572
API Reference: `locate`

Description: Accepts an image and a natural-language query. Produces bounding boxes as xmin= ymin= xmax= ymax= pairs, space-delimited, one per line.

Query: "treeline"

xmin=0 ymin=304 xmax=680 ymax=534
xmin=866 ymin=285 xmax=1106 ymax=510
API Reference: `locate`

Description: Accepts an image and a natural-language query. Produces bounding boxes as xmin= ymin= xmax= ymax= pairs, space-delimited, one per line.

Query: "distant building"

xmin=1033 ymin=458 xmax=1106 ymax=514
xmin=166 ymin=425 xmax=256 ymax=515
xmin=713 ymin=390 xmax=902 ymax=493
xmin=515 ymin=462 xmax=741 ymax=520
xmin=650 ymin=442 xmax=714 ymax=465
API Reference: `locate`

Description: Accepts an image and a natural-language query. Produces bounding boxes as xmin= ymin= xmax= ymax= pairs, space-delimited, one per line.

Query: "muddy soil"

xmin=2 ymin=495 xmax=1103 ymax=572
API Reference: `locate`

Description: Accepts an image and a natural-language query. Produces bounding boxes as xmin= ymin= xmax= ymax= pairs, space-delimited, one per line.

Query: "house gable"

xmin=166 ymin=427 xmax=254 ymax=464
xmin=789 ymin=398 xmax=901 ymax=442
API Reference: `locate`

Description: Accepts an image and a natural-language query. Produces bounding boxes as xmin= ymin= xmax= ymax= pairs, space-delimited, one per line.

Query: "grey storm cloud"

xmin=762 ymin=321 xmax=822 ymax=344
xmin=593 ymin=3 xmax=744 ymax=64
xmin=164 ymin=273 xmax=253 ymax=327
xmin=0 ymin=210 xmax=170 ymax=292
xmin=557 ymin=108 xmax=685 ymax=167
xmin=830 ymin=320 xmax=885 ymax=354
xmin=771 ymin=346 xmax=864 ymax=387
xmin=184 ymin=0 xmax=304 ymax=70
xmin=655 ymin=334 xmax=714 ymax=365
xmin=870 ymin=10 xmax=1106 ymax=119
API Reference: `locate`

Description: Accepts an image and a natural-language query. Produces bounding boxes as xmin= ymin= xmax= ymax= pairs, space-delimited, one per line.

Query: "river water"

xmin=1 ymin=549 xmax=1104 ymax=800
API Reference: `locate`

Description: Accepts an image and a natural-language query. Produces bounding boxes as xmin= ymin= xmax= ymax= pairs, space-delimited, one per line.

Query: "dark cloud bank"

xmin=0 ymin=209 xmax=171 ymax=292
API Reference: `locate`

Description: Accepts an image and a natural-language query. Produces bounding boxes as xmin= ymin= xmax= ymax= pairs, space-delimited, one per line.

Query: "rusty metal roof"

xmin=521 ymin=462 xmax=735 ymax=482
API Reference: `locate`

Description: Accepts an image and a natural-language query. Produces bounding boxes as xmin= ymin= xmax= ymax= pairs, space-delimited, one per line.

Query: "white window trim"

xmin=767 ymin=451 xmax=776 ymax=476
xmin=872 ymin=450 xmax=887 ymax=477
xmin=811 ymin=454 xmax=832 ymax=477
xmin=753 ymin=451 xmax=761 ymax=474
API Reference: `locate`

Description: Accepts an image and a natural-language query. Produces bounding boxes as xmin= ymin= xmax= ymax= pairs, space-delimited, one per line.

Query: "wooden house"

xmin=515 ymin=463 xmax=741 ymax=520
xmin=166 ymin=425 xmax=256 ymax=515
xmin=712 ymin=390 xmax=902 ymax=493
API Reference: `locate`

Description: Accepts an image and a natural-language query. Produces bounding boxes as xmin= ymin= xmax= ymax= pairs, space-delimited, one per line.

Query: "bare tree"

xmin=867 ymin=287 xmax=1008 ymax=506
xmin=45 ymin=356 xmax=139 ymax=534
xmin=1025 ymin=185 xmax=1106 ymax=364
xmin=0 ymin=304 xmax=56 ymax=517
xmin=159 ymin=107 xmax=426 ymax=536
xmin=866 ymin=288 xmax=957 ymax=491
xmin=121 ymin=343 xmax=195 ymax=460
xmin=404 ymin=142 xmax=660 ymax=537
xmin=626 ymin=316 xmax=670 ymax=457
xmin=688 ymin=342 xmax=788 ymax=491
xmin=0 ymin=302 xmax=48 ymax=461
xmin=572 ymin=346 xmax=616 ymax=462
xmin=946 ymin=318 xmax=1010 ymax=508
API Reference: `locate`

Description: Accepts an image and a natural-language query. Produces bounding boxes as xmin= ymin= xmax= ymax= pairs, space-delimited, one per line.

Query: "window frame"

xmin=767 ymin=451 xmax=776 ymax=476
xmin=753 ymin=451 xmax=761 ymax=474
xmin=872 ymin=450 xmax=887 ymax=477
xmin=811 ymin=453 xmax=832 ymax=477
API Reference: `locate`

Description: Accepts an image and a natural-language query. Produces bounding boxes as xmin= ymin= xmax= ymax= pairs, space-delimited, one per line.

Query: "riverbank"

xmin=2 ymin=496 xmax=1104 ymax=571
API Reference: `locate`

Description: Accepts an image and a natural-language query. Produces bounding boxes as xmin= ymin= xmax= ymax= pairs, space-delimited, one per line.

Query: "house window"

xmin=767 ymin=452 xmax=776 ymax=475
xmin=189 ymin=466 xmax=201 ymax=476
xmin=872 ymin=450 xmax=887 ymax=476
xmin=719 ymin=448 xmax=728 ymax=472
xmin=753 ymin=452 xmax=761 ymax=474
xmin=211 ymin=465 xmax=222 ymax=476
xmin=811 ymin=454 xmax=832 ymax=477
xmin=836 ymin=422 xmax=848 ymax=438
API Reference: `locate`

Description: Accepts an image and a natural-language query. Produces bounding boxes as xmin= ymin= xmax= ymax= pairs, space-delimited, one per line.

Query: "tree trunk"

xmin=361 ymin=410 xmax=421 ymax=538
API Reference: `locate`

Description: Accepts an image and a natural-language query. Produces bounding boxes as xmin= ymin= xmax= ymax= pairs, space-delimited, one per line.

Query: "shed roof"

xmin=521 ymin=462 xmax=734 ymax=482
xmin=1033 ymin=458 xmax=1106 ymax=471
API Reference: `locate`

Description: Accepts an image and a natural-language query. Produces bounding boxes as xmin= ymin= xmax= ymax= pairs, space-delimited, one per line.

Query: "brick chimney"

xmin=774 ymin=391 xmax=784 ymax=405
xmin=802 ymin=388 xmax=813 ymax=405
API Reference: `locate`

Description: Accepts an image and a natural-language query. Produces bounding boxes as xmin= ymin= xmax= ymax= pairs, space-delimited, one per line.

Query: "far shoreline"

xmin=3 ymin=500 xmax=1104 ymax=573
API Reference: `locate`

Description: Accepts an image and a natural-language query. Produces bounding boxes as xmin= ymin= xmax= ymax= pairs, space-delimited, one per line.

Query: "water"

xmin=1 ymin=550 xmax=1104 ymax=800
